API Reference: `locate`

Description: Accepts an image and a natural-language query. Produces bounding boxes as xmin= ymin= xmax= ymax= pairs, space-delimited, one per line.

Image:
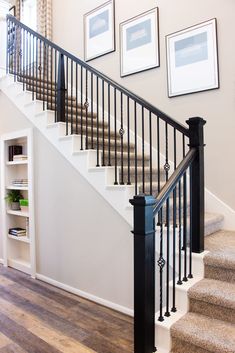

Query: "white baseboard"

xmin=0 ymin=258 xmax=4 ymax=264
xmin=206 ymin=188 xmax=235 ymax=230
xmin=36 ymin=273 xmax=133 ymax=317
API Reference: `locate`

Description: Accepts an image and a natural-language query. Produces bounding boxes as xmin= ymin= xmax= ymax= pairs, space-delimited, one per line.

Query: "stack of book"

xmin=12 ymin=179 xmax=28 ymax=188
xmin=13 ymin=154 xmax=28 ymax=162
xmin=8 ymin=145 xmax=22 ymax=161
xmin=9 ymin=227 xmax=26 ymax=237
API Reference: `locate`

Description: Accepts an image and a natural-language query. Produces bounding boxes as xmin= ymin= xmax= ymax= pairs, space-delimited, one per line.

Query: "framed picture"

xmin=120 ymin=8 xmax=160 ymax=77
xmin=166 ymin=19 xmax=219 ymax=97
xmin=84 ymin=0 xmax=115 ymax=62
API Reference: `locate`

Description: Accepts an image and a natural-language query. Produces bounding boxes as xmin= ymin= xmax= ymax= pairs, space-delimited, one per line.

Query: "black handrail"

xmin=153 ymin=148 xmax=196 ymax=215
xmin=6 ymin=14 xmax=188 ymax=136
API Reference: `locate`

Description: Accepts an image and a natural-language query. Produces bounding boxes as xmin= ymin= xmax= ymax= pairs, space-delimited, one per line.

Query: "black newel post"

xmin=56 ymin=53 xmax=66 ymax=122
xmin=130 ymin=195 xmax=156 ymax=353
xmin=186 ymin=117 xmax=206 ymax=253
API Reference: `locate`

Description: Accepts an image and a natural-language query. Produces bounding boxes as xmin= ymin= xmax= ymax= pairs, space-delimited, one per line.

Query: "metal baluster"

xmin=32 ymin=35 xmax=35 ymax=100
xmin=50 ymin=47 xmax=53 ymax=109
xmin=66 ymin=56 xmax=68 ymax=135
xmin=23 ymin=29 xmax=25 ymax=90
xmin=134 ymin=101 xmax=137 ymax=194
xmin=81 ymin=66 xmax=83 ymax=149
xmin=165 ymin=196 xmax=170 ymax=317
xmin=149 ymin=111 xmax=152 ymax=195
xmin=71 ymin=61 xmax=73 ymax=134
xmin=54 ymin=50 xmax=57 ymax=122
xmin=85 ymin=69 xmax=89 ymax=149
xmin=75 ymin=63 xmax=78 ymax=134
xmin=35 ymin=37 xmax=38 ymax=97
xmin=127 ymin=97 xmax=130 ymax=184
xmin=188 ymin=164 xmax=193 ymax=279
xmin=108 ymin=83 xmax=111 ymax=165
xmin=114 ymin=88 xmax=117 ymax=183
xmin=158 ymin=209 xmax=164 ymax=322
xmin=172 ymin=128 xmax=177 ymax=312
xmin=96 ymin=76 xmax=100 ymax=166
xmin=142 ymin=107 xmax=145 ymax=193
xmin=183 ymin=170 xmax=188 ymax=282
xmin=6 ymin=19 xmax=9 ymax=74
xmin=91 ymin=73 xmax=94 ymax=148
xmin=42 ymin=43 xmax=45 ymax=110
xmin=102 ymin=80 xmax=105 ymax=165
xmin=46 ymin=44 xmax=49 ymax=109
xmin=157 ymin=117 xmax=160 ymax=194
xmin=13 ymin=23 xmax=16 ymax=80
xmin=177 ymin=178 xmax=183 ymax=285
xmin=120 ymin=92 xmax=124 ymax=184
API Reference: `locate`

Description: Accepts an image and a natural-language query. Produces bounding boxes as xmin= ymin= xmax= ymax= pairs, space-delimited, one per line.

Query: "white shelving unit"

xmin=0 ymin=128 xmax=36 ymax=277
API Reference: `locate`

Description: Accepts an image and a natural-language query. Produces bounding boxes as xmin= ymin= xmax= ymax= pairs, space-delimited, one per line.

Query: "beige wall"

xmin=52 ymin=0 xmax=235 ymax=209
xmin=0 ymin=92 xmax=133 ymax=310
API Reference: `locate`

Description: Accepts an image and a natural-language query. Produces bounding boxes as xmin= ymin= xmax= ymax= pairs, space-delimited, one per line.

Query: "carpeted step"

xmin=120 ymin=166 xmax=165 ymax=184
xmin=188 ymin=278 xmax=235 ymax=324
xmin=204 ymin=230 xmax=235 ymax=283
xmin=171 ymin=312 xmax=235 ymax=353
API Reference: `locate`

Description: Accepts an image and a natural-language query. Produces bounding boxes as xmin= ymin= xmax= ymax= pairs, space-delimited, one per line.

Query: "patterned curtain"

xmin=14 ymin=0 xmax=22 ymax=19
xmin=37 ymin=0 xmax=52 ymax=40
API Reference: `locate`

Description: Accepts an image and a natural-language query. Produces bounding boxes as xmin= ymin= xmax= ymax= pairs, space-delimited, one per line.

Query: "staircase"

xmin=1 ymin=14 xmax=234 ymax=353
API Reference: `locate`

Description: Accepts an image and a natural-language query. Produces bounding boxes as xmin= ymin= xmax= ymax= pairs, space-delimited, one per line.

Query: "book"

xmin=9 ymin=146 xmax=23 ymax=161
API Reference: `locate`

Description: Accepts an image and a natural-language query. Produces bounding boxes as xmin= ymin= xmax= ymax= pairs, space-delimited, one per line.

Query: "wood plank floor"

xmin=0 ymin=265 xmax=133 ymax=353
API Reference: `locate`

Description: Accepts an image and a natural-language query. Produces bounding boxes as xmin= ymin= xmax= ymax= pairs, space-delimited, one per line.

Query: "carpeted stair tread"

xmin=205 ymin=230 xmax=235 ymax=270
xmin=189 ymin=278 xmax=235 ymax=310
xmin=171 ymin=312 xmax=235 ymax=353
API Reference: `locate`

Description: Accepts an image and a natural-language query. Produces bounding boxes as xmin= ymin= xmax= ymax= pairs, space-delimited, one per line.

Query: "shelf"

xmin=8 ymin=258 xmax=31 ymax=274
xmin=6 ymin=160 xmax=28 ymax=165
xmin=6 ymin=186 xmax=28 ymax=191
xmin=8 ymin=234 xmax=30 ymax=243
xmin=7 ymin=209 xmax=29 ymax=217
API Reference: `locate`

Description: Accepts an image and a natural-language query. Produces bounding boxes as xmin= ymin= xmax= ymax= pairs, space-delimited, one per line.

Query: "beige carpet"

xmin=171 ymin=230 xmax=235 ymax=353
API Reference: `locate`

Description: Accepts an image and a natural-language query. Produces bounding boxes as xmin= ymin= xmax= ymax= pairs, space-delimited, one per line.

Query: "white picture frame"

xmin=166 ymin=18 xmax=219 ymax=97
xmin=84 ymin=0 xmax=115 ymax=62
xmin=120 ymin=8 xmax=160 ymax=77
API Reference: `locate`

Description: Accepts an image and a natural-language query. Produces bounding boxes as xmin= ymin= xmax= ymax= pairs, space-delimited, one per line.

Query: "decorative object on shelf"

xmin=5 ymin=190 xmax=23 ymax=210
xmin=20 ymin=199 xmax=29 ymax=212
xmin=84 ymin=0 xmax=115 ymax=61
xmin=120 ymin=7 xmax=159 ymax=77
xmin=166 ymin=18 xmax=219 ymax=97
xmin=12 ymin=179 xmax=28 ymax=188
xmin=8 ymin=145 xmax=22 ymax=161
xmin=13 ymin=154 xmax=27 ymax=161
xmin=9 ymin=227 xmax=26 ymax=237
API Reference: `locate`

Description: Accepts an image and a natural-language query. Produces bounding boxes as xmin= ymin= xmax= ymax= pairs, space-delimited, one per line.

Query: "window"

xmin=21 ymin=0 xmax=37 ymax=31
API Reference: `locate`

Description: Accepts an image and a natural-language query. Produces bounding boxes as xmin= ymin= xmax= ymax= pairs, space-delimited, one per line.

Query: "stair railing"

xmin=6 ymin=15 xmax=206 ymax=353
xmin=130 ymin=117 xmax=206 ymax=353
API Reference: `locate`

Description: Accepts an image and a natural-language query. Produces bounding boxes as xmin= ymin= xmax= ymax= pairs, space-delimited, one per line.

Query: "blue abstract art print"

xmin=126 ymin=19 xmax=152 ymax=51
xmin=89 ymin=9 xmax=109 ymax=39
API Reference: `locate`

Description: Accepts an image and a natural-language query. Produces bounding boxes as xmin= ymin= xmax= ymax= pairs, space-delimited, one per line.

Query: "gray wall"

xmin=0 ymin=92 xmax=133 ymax=310
xmin=52 ymin=0 xmax=235 ymax=210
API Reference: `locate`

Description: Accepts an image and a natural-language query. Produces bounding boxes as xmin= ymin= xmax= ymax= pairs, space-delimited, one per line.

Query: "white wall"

xmin=52 ymin=0 xmax=235 ymax=210
xmin=0 ymin=91 xmax=133 ymax=310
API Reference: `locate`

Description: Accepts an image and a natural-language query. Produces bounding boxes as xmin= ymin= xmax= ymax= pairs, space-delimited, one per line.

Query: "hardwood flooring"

xmin=0 ymin=265 xmax=133 ymax=353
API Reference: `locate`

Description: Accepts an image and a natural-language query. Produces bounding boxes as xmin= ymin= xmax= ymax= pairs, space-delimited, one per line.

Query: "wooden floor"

xmin=0 ymin=265 xmax=133 ymax=353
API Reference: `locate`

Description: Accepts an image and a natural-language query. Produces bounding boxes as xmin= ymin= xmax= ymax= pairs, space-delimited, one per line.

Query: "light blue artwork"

xmin=175 ymin=32 xmax=208 ymax=67
xmin=126 ymin=19 xmax=152 ymax=51
xmin=89 ymin=9 xmax=109 ymax=39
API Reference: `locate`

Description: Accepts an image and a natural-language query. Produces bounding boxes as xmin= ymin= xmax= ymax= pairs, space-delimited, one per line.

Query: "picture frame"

xmin=166 ymin=18 xmax=219 ymax=97
xmin=120 ymin=8 xmax=160 ymax=77
xmin=84 ymin=0 xmax=115 ymax=62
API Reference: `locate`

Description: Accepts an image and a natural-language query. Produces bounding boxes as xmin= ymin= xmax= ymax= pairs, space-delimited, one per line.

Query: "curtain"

xmin=15 ymin=0 xmax=21 ymax=19
xmin=37 ymin=0 xmax=52 ymax=40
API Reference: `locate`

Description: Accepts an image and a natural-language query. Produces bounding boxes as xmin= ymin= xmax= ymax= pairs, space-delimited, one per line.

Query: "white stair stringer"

xmin=0 ymin=75 xmax=135 ymax=226
xmin=155 ymin=250 xmax=208 ymax=353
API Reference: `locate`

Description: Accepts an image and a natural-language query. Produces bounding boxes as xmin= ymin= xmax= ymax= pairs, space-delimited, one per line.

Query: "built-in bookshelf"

xmin=0 ymin=129 xmax=35 ymax=277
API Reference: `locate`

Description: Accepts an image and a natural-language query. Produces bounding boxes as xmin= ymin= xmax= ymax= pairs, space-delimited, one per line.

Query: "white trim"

xmin=36 ymin=273 xmax=134 ymax=317
xmin=205 ymin=188 xmax=235 ymax=230
xmin=0 ymin=258 xmax=4 ymax=264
